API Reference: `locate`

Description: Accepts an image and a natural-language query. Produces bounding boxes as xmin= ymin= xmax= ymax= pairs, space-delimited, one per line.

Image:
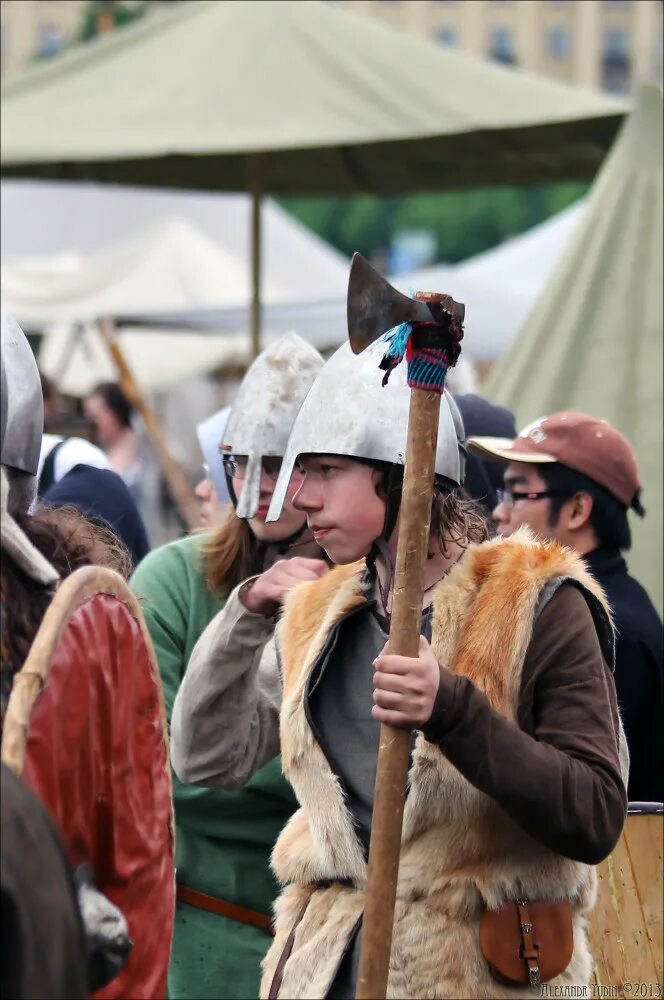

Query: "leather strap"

xmin=267 ymin=892 xmax=313 ymax=1000
xmin=516 ymin=899 xmax=541 ymax=988
xmin=176 ymin=884 xmax=273 ymax=936
xmin=38 ymin=439 xmax=66 ymax=496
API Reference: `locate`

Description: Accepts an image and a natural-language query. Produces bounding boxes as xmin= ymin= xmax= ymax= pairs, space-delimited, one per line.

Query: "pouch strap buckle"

xmin=516 ymin=899 xmax=541 ymax=987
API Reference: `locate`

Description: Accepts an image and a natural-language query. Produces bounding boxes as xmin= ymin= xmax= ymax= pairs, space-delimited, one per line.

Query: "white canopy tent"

xmin=399 ymin=200 xmax=587 ymax=361
xmin=0 ymin=178 xmax=348 ymax=281
xmin=96 ymin=197 xmax=589 ymax=377
xmin=1 ymin=179 xmax=351 ymax=393
xmin=2 ymin=218 xmax=251 ymax=324
xmin=1 ymin=179 xmax=588 ymax=392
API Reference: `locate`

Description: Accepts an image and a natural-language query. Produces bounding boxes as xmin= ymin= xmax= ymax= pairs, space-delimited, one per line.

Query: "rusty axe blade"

xmin=347 ymin=253 xmax=432 ymax=355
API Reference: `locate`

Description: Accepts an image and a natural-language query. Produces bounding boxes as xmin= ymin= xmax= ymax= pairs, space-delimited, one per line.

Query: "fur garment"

xmin=262 ymin=530 xmax=614 ymax=999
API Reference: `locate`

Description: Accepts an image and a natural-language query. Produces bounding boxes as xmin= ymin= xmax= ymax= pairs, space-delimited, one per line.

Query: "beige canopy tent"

xmin=486 ymin=85 xmax=663 ymax=613
xmin=1 ymin=0 xmax=627 ymax=354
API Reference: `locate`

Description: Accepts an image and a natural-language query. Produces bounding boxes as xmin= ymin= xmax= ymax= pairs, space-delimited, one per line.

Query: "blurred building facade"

xmin=0 ymin=0 xmax=170 ymax=75
xmin=338 ymin=0 xmax=663 ymax=94
xmin=1 ymin=1 xmax=662 ymax=92
xmin=1 ymin=0 xmax=85 ymax=75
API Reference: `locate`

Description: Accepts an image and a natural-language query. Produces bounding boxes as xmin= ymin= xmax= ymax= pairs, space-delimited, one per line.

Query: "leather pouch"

xmin=479 ymin=898 xmax=573 ymax=988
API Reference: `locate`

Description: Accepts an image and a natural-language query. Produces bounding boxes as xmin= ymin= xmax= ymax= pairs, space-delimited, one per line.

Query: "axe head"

xmin=347 ymin=252 xmax=465 ymax=355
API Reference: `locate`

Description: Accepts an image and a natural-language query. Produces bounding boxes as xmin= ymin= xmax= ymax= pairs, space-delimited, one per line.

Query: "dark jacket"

xmin=44 ymin=465 xmax=150 ymax=569
xmin=453 ymin=394 xmax=517 ymax=514
xmin=584 ymin=546 xmax=663 ymax=802
xmin=1 ymin=764 xmax=87 ymax=1000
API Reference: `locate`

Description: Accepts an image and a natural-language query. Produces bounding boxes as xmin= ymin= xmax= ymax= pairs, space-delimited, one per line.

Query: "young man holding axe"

xmin=172 ymin=258 xmax=627 ymax=999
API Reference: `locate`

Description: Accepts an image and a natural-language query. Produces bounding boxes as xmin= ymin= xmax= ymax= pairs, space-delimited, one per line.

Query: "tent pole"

xmin=97 ymin=317 xmax=200 ymax=531
xmin=249 ymin=154 xmax=264 ymax=359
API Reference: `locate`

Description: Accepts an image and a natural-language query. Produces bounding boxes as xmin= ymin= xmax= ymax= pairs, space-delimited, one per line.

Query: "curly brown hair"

xmin=429 ymin=483 xmax=489 ymax=556
xmin=371 ymin=460 xmax=489 ymax=555
xmin=1 ymin=505 xmax=132 ymax=705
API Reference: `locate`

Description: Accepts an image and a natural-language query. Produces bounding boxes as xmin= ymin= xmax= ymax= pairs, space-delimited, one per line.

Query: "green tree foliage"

xmin=280 ymin=182 xmax=589 ymax=266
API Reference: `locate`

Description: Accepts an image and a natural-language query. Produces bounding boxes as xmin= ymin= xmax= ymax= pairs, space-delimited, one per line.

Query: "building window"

xmin=38 ymin=22 xmax=64 ymax=59
xmin=602 ymin=28 xmax=631 ymax=93
xmin=438 ymin=26 xmax=457 ymax=47
xmin=489 ymin=26 xmax=517 ymax=65
xmin=547 ymin=26 xmax=571 ymax=60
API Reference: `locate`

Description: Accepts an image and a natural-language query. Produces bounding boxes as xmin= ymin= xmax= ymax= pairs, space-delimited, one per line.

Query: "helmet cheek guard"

xmin=220 ymin=334 xmax=324 ymax=521
xmin=1 ymin=312 xmax=43 ymax=484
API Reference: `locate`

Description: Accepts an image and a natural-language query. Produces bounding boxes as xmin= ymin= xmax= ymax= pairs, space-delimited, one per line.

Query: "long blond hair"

xmin=201 ymin=506 xmax=264 ymax=595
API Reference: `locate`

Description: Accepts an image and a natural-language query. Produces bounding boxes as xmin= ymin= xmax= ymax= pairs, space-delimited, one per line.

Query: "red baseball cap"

xmin=468 ymin=411 xmax=644 ymax=513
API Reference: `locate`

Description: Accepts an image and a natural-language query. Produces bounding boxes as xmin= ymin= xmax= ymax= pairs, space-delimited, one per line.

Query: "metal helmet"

xmin=1 ymin=311 xmax=43 ymax=477
xmin=267 ymin=337 xmax=465 ymax=522
xmin=221 ymin=333 xmax=324 ymax=518
xmin=196 ymin=406 xmax=232 ymax=505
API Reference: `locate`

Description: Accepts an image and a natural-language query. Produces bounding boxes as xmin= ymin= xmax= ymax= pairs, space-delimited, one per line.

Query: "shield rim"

xmin=1 ymin=565 xmax=171 ymax=811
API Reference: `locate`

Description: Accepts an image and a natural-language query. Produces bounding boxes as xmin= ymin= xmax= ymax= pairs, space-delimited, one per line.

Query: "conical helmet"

xmin=267 ymin=337 xmax=465 ymax=522
xmin=221 ymin=333 xmax=324 ymax=518
xmin=1 ymin=311 xmax=43 ymax=477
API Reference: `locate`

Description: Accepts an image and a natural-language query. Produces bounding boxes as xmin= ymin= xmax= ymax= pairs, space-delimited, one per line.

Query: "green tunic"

xmin=131 ymin=535 xmax=295 ymax=1000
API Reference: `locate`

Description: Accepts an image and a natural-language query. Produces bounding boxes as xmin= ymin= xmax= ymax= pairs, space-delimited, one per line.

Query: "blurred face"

xmin=292 ymin=456 xmax=386 ymax=565
xmin=83 ymin=393 xmax=123 ymax=447
xmin=227 ymin=455 xmax=307 ymax=542
xmin=195 ymin=466 xmax=225 ymax=529
xmin=493 ymin=462 xmax=558 ymax=540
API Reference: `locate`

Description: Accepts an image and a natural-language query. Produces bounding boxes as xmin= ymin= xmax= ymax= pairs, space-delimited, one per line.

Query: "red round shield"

xmin=2 ymin=566 xmax=175 ymax=999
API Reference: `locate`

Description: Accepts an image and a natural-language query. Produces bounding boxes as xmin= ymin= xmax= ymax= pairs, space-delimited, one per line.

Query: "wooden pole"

xmin=249 ymin=154 xmax=264 ymax=359
xmin=356 ymin=384 xmax=442 ymax=1000
xmin=97 ymin=318 xmax=200 ymax=531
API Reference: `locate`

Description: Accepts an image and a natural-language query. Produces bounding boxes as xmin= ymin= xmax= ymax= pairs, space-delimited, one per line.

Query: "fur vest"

xmin=261 ymin=530 xmax=613 ymax=1000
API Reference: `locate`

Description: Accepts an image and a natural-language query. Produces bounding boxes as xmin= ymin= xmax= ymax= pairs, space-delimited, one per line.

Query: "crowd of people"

xmin=1 ymin=305 xmax=662 ymax=999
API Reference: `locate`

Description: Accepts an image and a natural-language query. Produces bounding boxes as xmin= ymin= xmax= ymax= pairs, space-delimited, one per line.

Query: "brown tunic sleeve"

xmin=422 ymin=583 xmax=627 ymax=864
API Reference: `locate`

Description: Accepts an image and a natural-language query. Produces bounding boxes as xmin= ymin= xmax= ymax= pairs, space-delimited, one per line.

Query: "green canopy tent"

xmin=1 ymin=0 xmax=628 ymax=354
xmin=486 ymin=84 xmax=663 ymax=612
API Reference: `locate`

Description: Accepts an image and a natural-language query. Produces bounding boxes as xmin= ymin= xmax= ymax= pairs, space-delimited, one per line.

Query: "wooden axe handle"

xmin=356 ymin=386 xmax=442 ymax=1000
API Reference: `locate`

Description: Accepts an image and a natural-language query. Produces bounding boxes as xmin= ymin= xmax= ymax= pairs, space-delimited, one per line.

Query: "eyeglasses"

xmin=222 ymin=454 xmax=283 ymax=481
xmin=496 ymin=489 xmax=568 ymax=511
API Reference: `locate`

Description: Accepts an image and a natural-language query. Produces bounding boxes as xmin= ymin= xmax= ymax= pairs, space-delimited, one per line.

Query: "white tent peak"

xmin=1 ymin=215 xmax=251 ymax=323
xmin=396 ymin=199 xmax=587 ymax=361
xmin=0 ymin=181 xmax=350 ymax=328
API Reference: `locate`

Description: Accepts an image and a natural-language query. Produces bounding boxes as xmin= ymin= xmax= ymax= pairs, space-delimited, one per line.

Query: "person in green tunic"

xmin=131 ymin=335 xmax=328 ymax=1000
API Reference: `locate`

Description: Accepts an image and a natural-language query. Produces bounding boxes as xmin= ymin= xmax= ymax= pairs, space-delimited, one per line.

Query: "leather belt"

xmin=176 ymin=884 xmax=274 ymax=936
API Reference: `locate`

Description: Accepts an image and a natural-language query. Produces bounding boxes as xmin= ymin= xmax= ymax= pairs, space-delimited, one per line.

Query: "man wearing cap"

xmin=470 ymin=412 xmax=663 ymax=802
